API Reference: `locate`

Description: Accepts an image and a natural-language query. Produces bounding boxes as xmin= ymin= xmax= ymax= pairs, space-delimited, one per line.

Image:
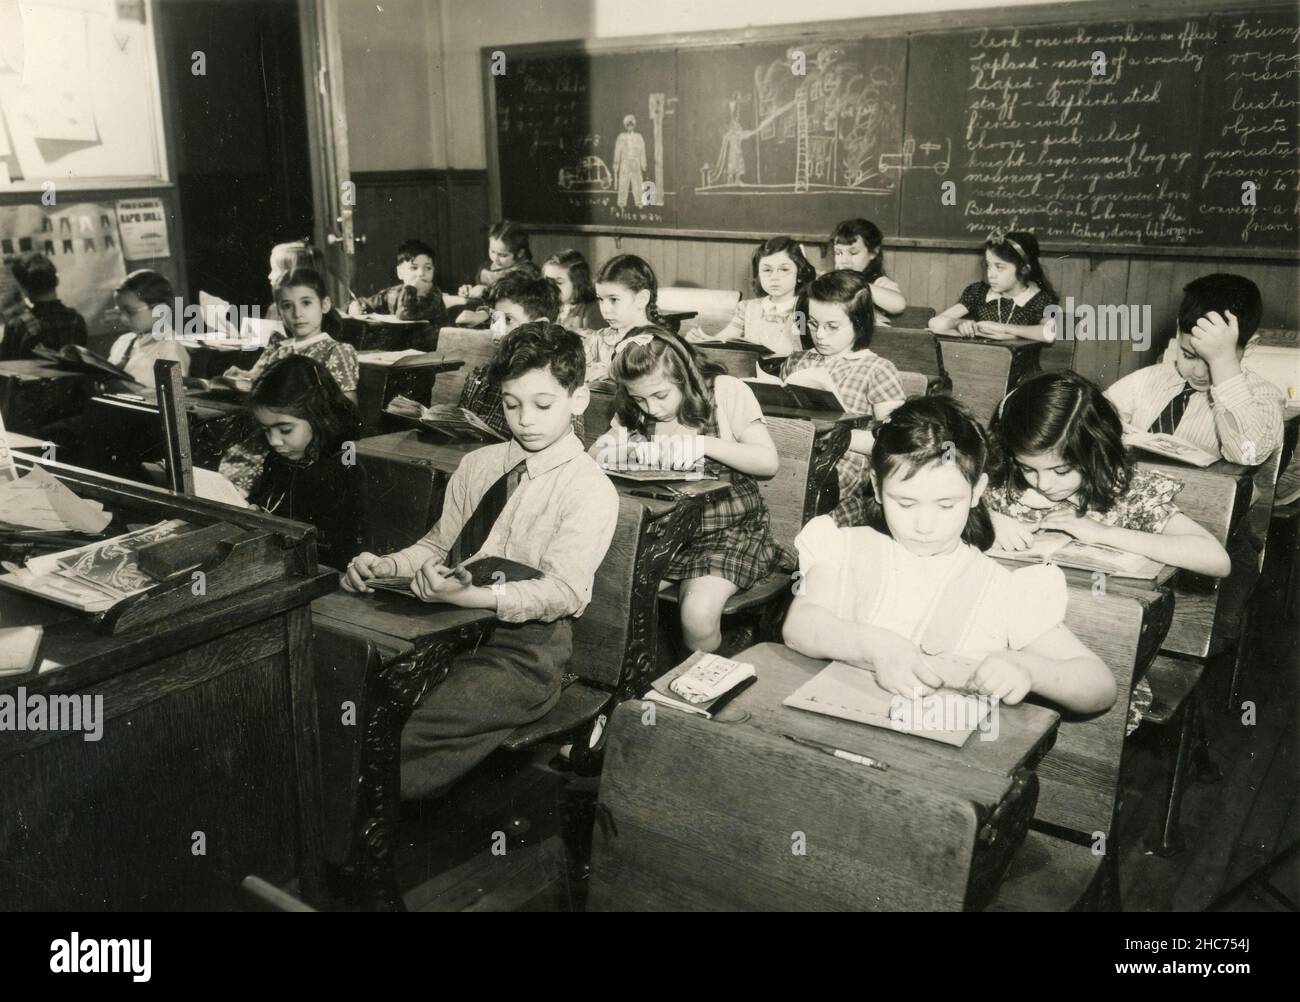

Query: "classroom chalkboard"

xmin=486 ymin=3 xmax=1299 ymax=253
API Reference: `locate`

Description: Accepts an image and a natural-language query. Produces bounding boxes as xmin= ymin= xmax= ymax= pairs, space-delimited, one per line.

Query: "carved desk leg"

xmin=617 ymin=500 xmax=701 ymax=702
xmin=337 ymin=619 xmax=495 ymax=911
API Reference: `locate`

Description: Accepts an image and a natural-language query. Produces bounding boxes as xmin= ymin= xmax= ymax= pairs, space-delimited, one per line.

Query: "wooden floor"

xmin=394 ymin=527 xmax=1300 ymax=913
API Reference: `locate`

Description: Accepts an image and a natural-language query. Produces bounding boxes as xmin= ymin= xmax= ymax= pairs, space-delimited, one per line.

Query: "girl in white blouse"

xmin=783 ymin=395 xmax=1115 ymax=713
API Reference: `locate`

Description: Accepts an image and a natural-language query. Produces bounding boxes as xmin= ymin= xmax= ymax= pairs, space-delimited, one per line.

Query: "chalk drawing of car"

xmin=559 ymin=157 xmax=613 ymax=191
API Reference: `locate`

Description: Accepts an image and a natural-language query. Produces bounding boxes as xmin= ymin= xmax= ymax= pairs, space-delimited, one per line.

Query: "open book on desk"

xmin=745 ymin=365 xmax=852 ymax=415
xmin=357 ymin=349 xmax=452 ymax=369
xmin=184 ymin=372 xmax=252 ymax=397
xmin=784 ymin=654 xmax=990 ymax=746
xmin=990 ymin=529 xmax=1164 ymax=579
xmin=384 ymin=395 xmax=507 ymax=442
xmin=1124 ymin=431 xmax=1219 ymax=468
xmin=32 ymin=344 xmax=134 ymax=383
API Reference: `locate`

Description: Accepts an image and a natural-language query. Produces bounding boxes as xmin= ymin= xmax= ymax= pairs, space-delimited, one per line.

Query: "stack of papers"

xmin=0 ymin=466 xmax=112 ymax=533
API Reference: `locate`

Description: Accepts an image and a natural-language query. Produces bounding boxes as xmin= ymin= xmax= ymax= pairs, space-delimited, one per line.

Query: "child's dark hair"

xmin=807 ymin=270 xmax=875 ymax=350
xmin=11 ymin=251 xmax=59 ymax=296
xmin=249 ymin=355 xmax=360 ymax=457
xmin=830 ymin=218 xmax=886 ymax=283
xmin=1177 ymin=273 xmax=1262 ymax=348
xmin=274 ymin=267 xmax=329 ymax=301
xmin=116 ymin=268 xmax=174 ymax=307
xmin=543 ymin=249 xmax=597 ymax=304
xmin=867 ymin=395 xmax=995 ymax=550
xmin=488 ymin=321 xmax=585 ymax=392
xmin=486 ymin=272 xmax=561 ymax=322
xmin=488 ymin=220 xmax=532 ymax=263
xmin=596 ymin=254 xmax=663 ymax=325
xmin=610 ymin=325 xmax=726 ymax=434
xmin=984 ymin=231 xmax=1056 ymax=301
xmin=989 ymin=370 xmax=1130 ymax=516
xmin=751 ymin=236 xmax=816 ymax=299
xmin=396 ymin=239 xmax=436 ymax=267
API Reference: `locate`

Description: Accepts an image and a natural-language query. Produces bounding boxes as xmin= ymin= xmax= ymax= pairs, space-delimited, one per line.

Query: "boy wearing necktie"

xmin=342 ymin=323 xmax=618 ymax=799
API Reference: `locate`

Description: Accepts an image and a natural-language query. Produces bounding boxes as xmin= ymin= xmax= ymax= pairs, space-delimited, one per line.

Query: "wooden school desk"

xmin=869 ymin=325 xmax=943 ymax=381
xmin=0 ymin=359 xmax=89 ymax=436
xmin=0 ymin=456 xmax=336 ymax=910
xmin=84 ymin=390 xmax=245 ymax=479
xmin=933 ymin=333 xmax=1045 ymax=425
xmin=313 ymin=492 xmax=705 ymax=909
xmin=588 ymin=642 xmax=1061 ymax=912
xmin=356 ymin=355 xmax=464 ymax=436
xmin=352 ymin=427 xmax=729 ymax=554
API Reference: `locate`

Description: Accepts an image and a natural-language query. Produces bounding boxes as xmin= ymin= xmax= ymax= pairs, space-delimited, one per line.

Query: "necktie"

xmin=1150 ymin=383 xmax=1196 ymax=436
xmin=447 ymin=459 xmax=527 ymax=567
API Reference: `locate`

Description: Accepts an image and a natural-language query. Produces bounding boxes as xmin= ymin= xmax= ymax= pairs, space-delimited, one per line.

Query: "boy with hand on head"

xmin=1106 ymin=274 xmax=1283 ymax=466
xmin=350 ymin=239 xmax=447 ymax=327
xmin=341 ymin=323 xmax=619 ymax=799
xmin=0 ymin=252 xmax=88 ymax=361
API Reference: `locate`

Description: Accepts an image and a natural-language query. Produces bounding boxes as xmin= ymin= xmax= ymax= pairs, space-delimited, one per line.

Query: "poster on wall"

xmin=0 ymin=202 xmax=126 ymax=338
xmin=115 ymin=197 xmax=169 ymax=258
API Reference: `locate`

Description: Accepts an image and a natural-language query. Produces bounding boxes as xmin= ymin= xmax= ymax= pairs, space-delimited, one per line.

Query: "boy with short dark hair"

xmin=0 ymin=252 xmax=88 ymax=361
xmin=342 ymin=322 xmax=619 ymax=798
xmin=485 ymin=272 xmax=561 ymax=335
xmin=1106 ymin=273 xmax=1283 ymax=466
xmin=352 ymin=238 xmax=447 ymax=326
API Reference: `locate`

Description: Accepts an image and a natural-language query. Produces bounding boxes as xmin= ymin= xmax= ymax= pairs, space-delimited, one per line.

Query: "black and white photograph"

xmin=0 ymin=0 xmax=1296 ymax=944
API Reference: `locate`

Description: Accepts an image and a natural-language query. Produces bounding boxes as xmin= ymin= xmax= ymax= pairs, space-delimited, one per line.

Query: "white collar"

xmin=985 ymin=284 xmax=1039 ymax=307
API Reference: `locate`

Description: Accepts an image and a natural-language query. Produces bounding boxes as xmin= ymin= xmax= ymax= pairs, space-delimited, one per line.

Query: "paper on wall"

xmin=115 ymin=196 xmax=169 ymax=258
xmin=17 ymin=5 xmax=98 ymax=143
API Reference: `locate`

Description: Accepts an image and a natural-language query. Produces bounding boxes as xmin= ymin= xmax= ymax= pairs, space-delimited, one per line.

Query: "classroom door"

xmin=299 ymin=0 xmax=358 ymax=306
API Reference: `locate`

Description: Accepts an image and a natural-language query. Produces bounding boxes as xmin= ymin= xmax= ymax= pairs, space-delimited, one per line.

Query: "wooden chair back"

xmin=1034 ymin=589 xmax=1147 ymax=838
xmin=898 ymin=370 xmax=928 ymax=398
xmin=569 ymin=496 xmax=650 ymax=689
xmin=659 ymin=287 xmax=741 ymax=336
xmin=894 ymin=306 xmax=936 ymax=329
xmin=431 ymin=327 xmax=499 ymax=406
xmin=759 ymin=416 xmax=817 ymax=547
xmin=583 ymin=382 xmax=618 ymax=449
xmin=1134 ymin=462 xmax=1245 ymax=546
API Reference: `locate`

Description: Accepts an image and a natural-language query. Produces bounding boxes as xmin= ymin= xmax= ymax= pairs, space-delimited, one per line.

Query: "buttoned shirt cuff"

xmin=494 ymin=576 xmax=582 ymax=624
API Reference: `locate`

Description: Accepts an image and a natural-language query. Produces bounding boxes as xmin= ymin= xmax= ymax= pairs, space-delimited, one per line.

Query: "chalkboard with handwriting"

xmin=488 ymin=4 xmax=1298 ymax=251
xmin=900 ymin=10 xmax=1299 ymax=250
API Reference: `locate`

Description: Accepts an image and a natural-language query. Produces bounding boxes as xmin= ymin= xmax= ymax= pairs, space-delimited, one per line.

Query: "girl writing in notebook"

xmin=784 ymin=395 xmax=1115 ymax=712
xmin=779 ymin=270 xmax=906 ymax=526
xmin=589 ymin=328 xmax=790 ymax=654
xmin=699 ymin=236 xmax=816 ymax=354
xmin=245 ymin=355 xmax=366 ymax=570
xmin=986 ymin=371 xmax=1231 ymax=577
xmin=829 ymin=218 xmax=907 ymax=325
xmin=928 ymin=231 xmax=1058 ymax=343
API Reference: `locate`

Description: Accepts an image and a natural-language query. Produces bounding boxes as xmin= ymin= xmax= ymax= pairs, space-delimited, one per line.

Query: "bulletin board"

xmin=0 ymin=0 xmax=169 ymax=189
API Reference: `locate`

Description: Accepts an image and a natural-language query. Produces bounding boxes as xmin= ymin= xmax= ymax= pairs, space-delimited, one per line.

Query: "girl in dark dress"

xmin=245 ymin=355 xmax=367 ymax=570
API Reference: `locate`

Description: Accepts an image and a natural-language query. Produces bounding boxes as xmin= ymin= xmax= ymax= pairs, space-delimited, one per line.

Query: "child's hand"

xmin=975 ymin=322 xmax=1016 ymax=340
xmin=346 ymin=299 xmax=363 ymax=317
xmin=667 ymin=435 xmax=705 ymax=470
xmin=867 ymin=629 xmax=945 ymax=698
xmin=1188 ymin=310 xmax=1239 ymax=367
xmin=992 ymin=511 xmax=1037 ymax=551
xmin=971 ymin=652 xmax=1032 ymax=704
xmin=1040 ymin=509 xmax=1105 ymax=543
xmin=457 ymin=284 xmax=474 ymax=298
xmin=956 ymin=319 xmax=980 ymax=337
xmin=411 ymin=560 xmax=473 ymax=603
xmin=342 ymin=552 xmax=397 ymax=592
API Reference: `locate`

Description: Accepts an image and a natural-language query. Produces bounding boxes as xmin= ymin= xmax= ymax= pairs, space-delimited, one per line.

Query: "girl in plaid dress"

xmin=589 ymin=327 xmax=793 ymax=653
xmin=781 ymin=270 xmax=908 ymax=526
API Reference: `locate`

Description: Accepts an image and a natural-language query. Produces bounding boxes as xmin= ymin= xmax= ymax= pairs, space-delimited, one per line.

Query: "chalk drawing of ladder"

xmin=793 ymin=86 xmax=810 ymax=194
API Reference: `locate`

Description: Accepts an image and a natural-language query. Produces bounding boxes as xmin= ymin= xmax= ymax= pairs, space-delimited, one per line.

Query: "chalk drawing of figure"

xmin=613 ymin=114 xmax=648 ymax=209
xmin=704 ymin=99 xmax=750 ymax=188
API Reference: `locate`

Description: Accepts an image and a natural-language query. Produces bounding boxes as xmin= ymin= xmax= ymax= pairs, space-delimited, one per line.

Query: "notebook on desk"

xmin=783 ymin=655 xmax=991 ymax=746
xmin=990 ymin=529 xmax=1164 ymax=579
